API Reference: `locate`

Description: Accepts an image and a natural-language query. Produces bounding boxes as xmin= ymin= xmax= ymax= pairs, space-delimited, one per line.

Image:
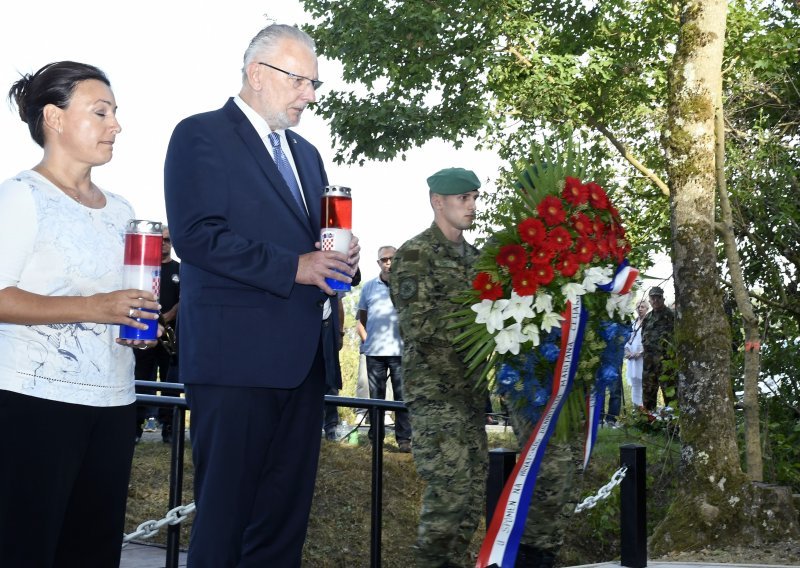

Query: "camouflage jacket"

xmin=390 ymin=223 xmax=479 ymax=353
xmin=641 ymin=306 xmax=675 ymax=356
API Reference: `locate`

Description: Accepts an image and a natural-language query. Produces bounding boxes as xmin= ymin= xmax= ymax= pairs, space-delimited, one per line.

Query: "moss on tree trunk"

xmin=652 ymin=0 xmax=799 ymax=554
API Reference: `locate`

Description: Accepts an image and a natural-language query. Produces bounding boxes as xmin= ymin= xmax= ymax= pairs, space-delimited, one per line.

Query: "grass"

xmin=125 ymin=420 xmax=680 ymax=567
xmin=125 ymin=334 xmax=682 ymax=565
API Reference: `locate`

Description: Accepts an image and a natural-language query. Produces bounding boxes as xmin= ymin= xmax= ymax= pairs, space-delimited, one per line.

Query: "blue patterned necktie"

xmin=268 ymin=132 xmax=306 ymax=214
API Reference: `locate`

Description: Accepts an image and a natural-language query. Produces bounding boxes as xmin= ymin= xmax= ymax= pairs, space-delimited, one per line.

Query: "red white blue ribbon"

xmin=477 ymin=298 xmax=588 ymax=568
xmin=582 ymin=260 xmax=639 ymax=468
xmin=596 ymin=259 xmax=639 ymax=295
xmin=582 ymin=386 xmax=604 ymax=469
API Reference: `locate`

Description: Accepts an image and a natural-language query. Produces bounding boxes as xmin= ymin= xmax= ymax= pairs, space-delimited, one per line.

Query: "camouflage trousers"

xmin=404 ymin=373 xmax=488 ymax=567
xmin=507 ymin=409 xmax=583 ymax=555
xmin=642 ymin=352 xmax=675 ymax=410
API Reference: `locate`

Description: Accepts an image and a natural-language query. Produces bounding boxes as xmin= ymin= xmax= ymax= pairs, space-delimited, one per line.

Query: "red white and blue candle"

xmin=320 ymin=185 xmax=352 ymax=292
xmin=119 ymin=219 xmax=162 ymax=341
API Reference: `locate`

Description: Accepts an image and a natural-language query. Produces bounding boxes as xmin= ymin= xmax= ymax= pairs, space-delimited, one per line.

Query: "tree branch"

xmin=587 ymin=117 xmax=670 ymax=196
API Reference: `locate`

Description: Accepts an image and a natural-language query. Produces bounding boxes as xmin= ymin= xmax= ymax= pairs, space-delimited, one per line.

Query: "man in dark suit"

xmin=164 ymin=24 xmax=360 ymax=567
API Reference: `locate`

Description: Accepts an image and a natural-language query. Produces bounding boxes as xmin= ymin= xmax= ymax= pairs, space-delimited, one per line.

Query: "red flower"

xmin=472 ymin=272 xmax=504 ymax=301
xmin=555 ymin=254 xmax=580 ymax=277
xmin=586 ymin=182 xmax=610 ymax=210
xmin=496 ymin=244 xmax=527 ymax=272
xmin=570 ymin=212 xmax=594 ymax=236
xmin=532 ymin=264 xmax=555 ymax=285
xmin=547 ymin=226 xmax=573 ymax=251
xmin=518 ymin=217 xmax=546 ymax=247
xmin=512 ymin=269 xmax=539 ymax=296
xmin=573 ymin=237 xmax=596 ymax=264
xmin=529 ymin=245 xmax=557 ymax=265
xmin=591 ymin=217 xmax=606 ymax=236
xmin=562 ymin=176 xmax=589 ymax=206
xmin=595 ymin=236 xmax=611 ymax=259
xmin=537 ymin=195 xmax=567 ymax=226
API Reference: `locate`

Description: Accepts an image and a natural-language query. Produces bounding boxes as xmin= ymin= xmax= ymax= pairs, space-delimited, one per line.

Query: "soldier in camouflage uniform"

xmin=641 ymin=286 xmax=675 ymax=409
xmin=390 ymin=167 xmax=488 ymax=568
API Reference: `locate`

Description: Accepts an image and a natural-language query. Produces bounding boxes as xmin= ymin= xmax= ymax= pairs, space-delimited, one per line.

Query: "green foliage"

xmin=302 ymin=0 xmax=800 ymax=501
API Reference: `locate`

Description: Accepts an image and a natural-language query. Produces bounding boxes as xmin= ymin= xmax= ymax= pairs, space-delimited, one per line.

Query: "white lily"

xmin=495 ymin=322 xmax=524 ymax=355
xmin=502 ymin=291 xmax=535 ymax=323
xmin=605 ymin=294 xmax=631 ymax=318
xmin=472 ymin=299 xmax=509 ymax=334
xmin=561 ymin=282 xmax=587 ymax=306
xmin=533 ymin=291 xmax=553 ymax=314
xmin=540 ymin=311 xmax=565 ymax=333
xmin=522 ymin=322 xmax=541 ymax=347
xmin=582 ymin=265 xmax=613 ymax=293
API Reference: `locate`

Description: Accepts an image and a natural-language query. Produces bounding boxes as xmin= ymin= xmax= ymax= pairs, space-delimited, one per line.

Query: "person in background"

xmin=624 ymin=298 xmax=649 ymax=407
xmin=134 ymin=224 xmax=180 ymax=443
xmin=391 ymin=167 xmax=487 ymax=568
xmin=0 ymin=60 xmax=159 ymax=566
xmin=641 ymin=286 xmax=675 ymax=410
xmin=164 ymin=24 xmax=359 ymax=567
xmin=358 ymin=245 xmax=411 ymax=451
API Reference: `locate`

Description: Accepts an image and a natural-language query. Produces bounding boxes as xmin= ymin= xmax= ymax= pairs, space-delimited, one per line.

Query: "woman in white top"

xmin=624 ymin=299 xmax=649 ymax=407
xmin=0 ymin=61 xmax=160 ymax=567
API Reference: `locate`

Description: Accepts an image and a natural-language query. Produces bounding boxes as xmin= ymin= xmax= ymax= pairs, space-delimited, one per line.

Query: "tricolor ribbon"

xmin=583 ymin=260 xmax=639 ymax=467
xmin=477 ymin=298 xmax=588 ymax=568
xmin=596 ymin=259 xmax=638 ymax=295
xmin=583 ymin=386 xmax=604 ymax=470
xmin=478 ymin=260 xmax=638 ymax=568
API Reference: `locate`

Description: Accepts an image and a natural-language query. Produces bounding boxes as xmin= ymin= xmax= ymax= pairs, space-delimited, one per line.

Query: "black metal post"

xmin=620 ymin=444 xmax=647 ymax=567
xmin=486 ymin=448 xmax=518 ymax=525
xmin=369 ymin=405 xmax=386 ymax=568
xmin=165 ymin=405 xmax=187 ymax=568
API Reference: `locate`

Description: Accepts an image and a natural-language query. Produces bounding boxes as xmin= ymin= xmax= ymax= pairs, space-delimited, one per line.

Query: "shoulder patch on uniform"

xmin=398 ymin=276 xmax=418 ymax=301
xmin=402 ymin=249 xmax=420 ymax=262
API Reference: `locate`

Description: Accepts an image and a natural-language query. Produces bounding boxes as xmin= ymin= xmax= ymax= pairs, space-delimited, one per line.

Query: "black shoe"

xmin=325 ymin=431 xmax=337 ymax=441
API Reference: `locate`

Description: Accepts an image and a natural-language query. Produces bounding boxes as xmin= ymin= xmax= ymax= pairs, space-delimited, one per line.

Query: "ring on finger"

xmin=128 ymin=308 xmax=136 ymax=318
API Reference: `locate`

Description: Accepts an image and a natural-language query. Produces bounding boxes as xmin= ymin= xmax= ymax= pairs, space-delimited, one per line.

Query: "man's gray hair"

xmin=242 ymin=24 xmax=316 ymax=80
xmin=377 ymin=246 xmax=396 ymax=258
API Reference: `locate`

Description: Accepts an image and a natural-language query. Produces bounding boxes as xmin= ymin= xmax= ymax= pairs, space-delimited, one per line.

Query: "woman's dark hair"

xmin=7 ymin=61 xmax=110 ymax=148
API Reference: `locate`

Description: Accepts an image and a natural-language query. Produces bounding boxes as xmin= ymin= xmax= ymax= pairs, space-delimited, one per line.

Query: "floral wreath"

xmin=453 ymin=143 xmax=640 ymax=567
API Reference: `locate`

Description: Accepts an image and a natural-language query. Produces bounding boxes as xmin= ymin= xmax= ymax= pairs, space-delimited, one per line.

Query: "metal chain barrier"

xmin=574 ymin=465 xmax=627 ymax=513
xmin=122 ymin=502 xmax=196 ymax=546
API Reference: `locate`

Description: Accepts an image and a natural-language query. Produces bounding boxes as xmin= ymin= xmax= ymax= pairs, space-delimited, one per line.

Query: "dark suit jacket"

xmin=164 ymin=98 xmax=338 ymax=389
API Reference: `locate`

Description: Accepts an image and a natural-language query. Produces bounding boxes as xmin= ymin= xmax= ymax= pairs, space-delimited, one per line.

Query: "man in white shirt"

xmin=358 ymin=246 xmax=411 ymax=451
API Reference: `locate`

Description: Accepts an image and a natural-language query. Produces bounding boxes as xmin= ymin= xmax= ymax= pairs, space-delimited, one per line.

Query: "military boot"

xmin=515 ymin=544 xmax=556 ymax=568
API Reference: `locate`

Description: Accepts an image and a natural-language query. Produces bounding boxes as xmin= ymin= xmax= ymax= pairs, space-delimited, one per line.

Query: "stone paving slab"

xmin=120 ymin=543 xmax=187 ymax=568
xmin=120 ymin=545 xmax=799 ymax=568
xmin=571 ymin=562 xmax=800 ymax=568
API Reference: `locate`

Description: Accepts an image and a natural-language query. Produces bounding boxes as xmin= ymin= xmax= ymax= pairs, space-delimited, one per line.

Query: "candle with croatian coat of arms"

xmin=320 ymin=185 xmax=352 ymax=292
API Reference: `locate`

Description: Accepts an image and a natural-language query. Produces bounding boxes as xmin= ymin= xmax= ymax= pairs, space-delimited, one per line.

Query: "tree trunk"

xmin=714 ymin=95 xmax=763 ymax=482
xmin=651 ymin=0 xmax=798 ymax=553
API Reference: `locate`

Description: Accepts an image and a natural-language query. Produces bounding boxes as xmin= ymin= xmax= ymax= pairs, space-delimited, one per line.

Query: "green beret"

xmin=427 ymin=167 xmax=481 ymax=195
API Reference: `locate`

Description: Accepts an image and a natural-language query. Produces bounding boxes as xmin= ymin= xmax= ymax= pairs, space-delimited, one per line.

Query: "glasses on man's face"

xmin=258 ymin=62 xmax=323 ymax=91
xmin=379 ymin=257 xmax=394 ymax=263
xmin=163 ymin=238 xmax=171 ymax=244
